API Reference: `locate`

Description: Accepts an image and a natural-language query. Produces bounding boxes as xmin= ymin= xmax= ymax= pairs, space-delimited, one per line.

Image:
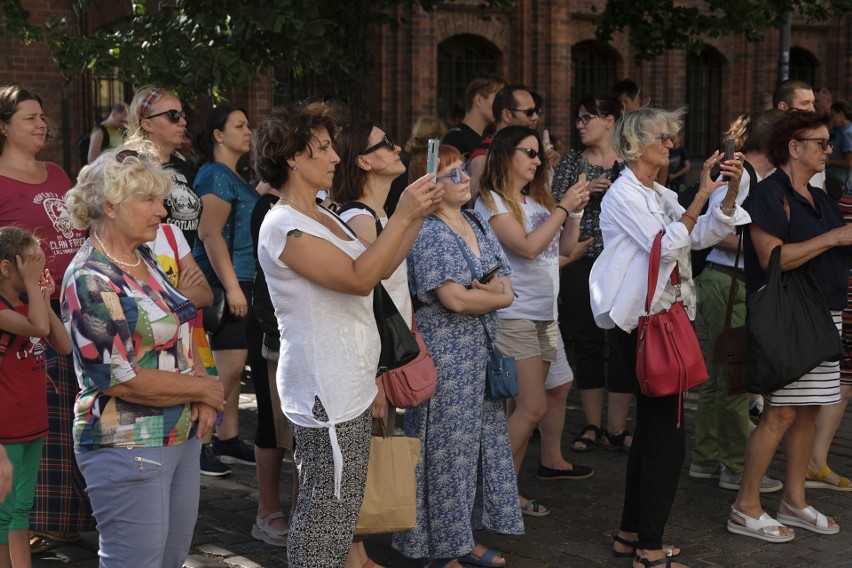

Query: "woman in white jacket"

xmin=590 ymin=107 xmax=747 ymax=568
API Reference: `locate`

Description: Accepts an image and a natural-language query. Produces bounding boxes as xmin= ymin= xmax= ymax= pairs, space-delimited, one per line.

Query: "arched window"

xmin=437 ymin=35 xmax=501 ymax=122
xmin=686 ymin=48 xmax=725 ymax=158
xmin=789 ymin=47 xmax=818 ymax=87
xmin=571 ymin=41 xmax=620 ymax=146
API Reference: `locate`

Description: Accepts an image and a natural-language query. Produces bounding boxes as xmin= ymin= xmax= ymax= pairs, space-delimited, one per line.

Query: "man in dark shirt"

xmin=442 ymin=73 xmax=505 ymax=160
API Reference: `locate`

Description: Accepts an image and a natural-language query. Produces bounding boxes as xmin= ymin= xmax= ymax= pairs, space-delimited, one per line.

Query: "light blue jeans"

xmin=76 ymin=436 xmax=201 ymax=568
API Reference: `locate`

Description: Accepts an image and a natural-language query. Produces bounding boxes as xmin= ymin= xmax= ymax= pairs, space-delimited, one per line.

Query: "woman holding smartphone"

xmin=474 ymin=125 xmax=589 ymax=517
xmin=393 ymin=144 xmax=522 ymax=568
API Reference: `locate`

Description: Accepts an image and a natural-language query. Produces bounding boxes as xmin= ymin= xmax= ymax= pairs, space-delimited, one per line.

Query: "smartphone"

xmin=723 ymin=137 xmax=736 ymax=180
xmin=426 ymin=138 xmax=440 ymax=182
xmin=479 ymin=264 xmax=502 ymax=284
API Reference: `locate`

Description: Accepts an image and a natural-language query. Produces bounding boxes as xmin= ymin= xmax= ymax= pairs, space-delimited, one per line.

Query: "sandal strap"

xmin=730 ymin=506 xmax=787 ymax=537
xmin=613 ymin=534 xmax=638 ymax=548
xmin=634 ymin=553 xmax=672 ymax=567
xmin=781 ymin=501 xmax=829 ymax=529
xmin=580 ymin=424 xmax=601 ymax=438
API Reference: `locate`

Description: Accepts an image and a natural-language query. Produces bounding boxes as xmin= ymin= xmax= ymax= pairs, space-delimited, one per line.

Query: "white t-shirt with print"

xmin=474 ymin=193 xmax=559 ymax=321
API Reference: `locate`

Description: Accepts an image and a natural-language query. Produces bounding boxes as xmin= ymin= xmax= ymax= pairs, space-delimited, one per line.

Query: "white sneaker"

xmin=718 ymin=467 xmax=783 ymax=493
xmin=689 ymin=462 xmax=723 ymax=479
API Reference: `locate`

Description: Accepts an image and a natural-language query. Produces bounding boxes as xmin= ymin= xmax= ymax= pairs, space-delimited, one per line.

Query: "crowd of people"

xmin=0 ymin=74 xmax=850 ymax=568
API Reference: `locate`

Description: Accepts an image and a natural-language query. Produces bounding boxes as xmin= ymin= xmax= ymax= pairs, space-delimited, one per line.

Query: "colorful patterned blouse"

xmin=62 ymin=241 xmax=198 ymax=452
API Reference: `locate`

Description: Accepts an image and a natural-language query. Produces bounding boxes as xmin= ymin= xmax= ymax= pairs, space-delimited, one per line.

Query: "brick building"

xmin=2 ymin=0 xmax=850 ymax=175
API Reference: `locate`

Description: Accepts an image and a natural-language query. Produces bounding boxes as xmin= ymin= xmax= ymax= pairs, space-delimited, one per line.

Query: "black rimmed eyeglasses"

xmin=143 ymin=109 xmax=187 ymax=124
xmin=575 ymin=114 xmax=599 ymax=126
xmin=514 ymin=147 xmax=541 ymax=160
xmin=797 ymin=137 xmax=833 ymax=151
xmin=361 ymin=134 xmax=396 ymax=155
xmin=436 ymin=162 xmax=472 ymax=184
xmin=509 ymin=107 xmax=542 ymax=117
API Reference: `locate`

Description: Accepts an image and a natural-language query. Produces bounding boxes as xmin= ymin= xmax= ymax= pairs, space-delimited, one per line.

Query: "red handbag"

xmin=636 ymin=230 xmax=708 ymax=425
xmin=381 ymin=316 xmax=437 ymax=409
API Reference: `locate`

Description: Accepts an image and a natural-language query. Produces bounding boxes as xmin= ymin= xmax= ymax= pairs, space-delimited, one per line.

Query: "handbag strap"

xmin=645 ymin=230 xmax=680 ymax=315
xmin=431 ymin=213 xmax=497 ymax=346
xmin=721 ymin=234 xmax=743 ymax=332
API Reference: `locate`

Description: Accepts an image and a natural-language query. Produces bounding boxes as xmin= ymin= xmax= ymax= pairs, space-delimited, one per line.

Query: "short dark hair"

xmin=765 ymin=110 xmax=830 ymax=167
xmin=575 ymin=95 xmax=623 ymax=123
xmin=831 ymin=100 xmax=852 ymax=121
xmin=196 ymin=103 xmax=247 ymax=163
xmin=330 ymin=122 xmax=375 ymax=205
xmin=463 ymin=73 xmax=506 ymax=112
xmin=491 ymin=85 xmax=528 ymax=125
xmin=611 ymin=79 xmax=640 ymax=99
xmin=773 ymin=79 xmax=812 ymax=108
xmin=252 ymin=103 xmax=337 ymax=190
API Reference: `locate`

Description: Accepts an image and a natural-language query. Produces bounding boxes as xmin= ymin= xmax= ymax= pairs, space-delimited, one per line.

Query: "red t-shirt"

xmin=0 ymin=162 xmax=87 ymax=298
xmin=0 ymin=303 xmax=49 ymax=443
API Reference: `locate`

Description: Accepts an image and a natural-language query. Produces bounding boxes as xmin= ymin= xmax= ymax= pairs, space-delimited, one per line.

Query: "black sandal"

xmin=634 ymin=551 xmax=684 ymax=567
xmin=612 ymin=534 xmax=637 ymax=558
xmin=602 ymin=430 xmax=632 ymax=452
xmin=571 ymin=424 xmax=601 ymax=452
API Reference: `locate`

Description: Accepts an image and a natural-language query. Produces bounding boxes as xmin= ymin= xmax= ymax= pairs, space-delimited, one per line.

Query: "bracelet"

xmin=720 ymin=204 xmax=736 ymax=216
xmin=681 ymin=211 xmax=698 ymax=224
xmin=568 ymin=209 xmax=584 ymax=219
xmin=555 ymin=205 xmax=570 ymax=217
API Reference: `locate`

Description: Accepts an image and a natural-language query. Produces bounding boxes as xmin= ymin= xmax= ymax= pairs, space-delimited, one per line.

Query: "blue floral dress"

xmin=392 ymin=212 xmax=524 ymax=560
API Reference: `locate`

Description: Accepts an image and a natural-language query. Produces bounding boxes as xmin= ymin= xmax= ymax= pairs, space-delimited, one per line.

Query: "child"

xmin=0 ymin=227 xmax=70 ymax=568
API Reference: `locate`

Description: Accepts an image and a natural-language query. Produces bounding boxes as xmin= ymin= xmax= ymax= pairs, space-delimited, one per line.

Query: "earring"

xmin=291 ymin=164 xmax=297 ymax=171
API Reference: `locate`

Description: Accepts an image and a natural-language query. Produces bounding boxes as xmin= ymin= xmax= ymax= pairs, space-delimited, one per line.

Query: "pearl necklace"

xmin=93 ymin=232 xmax=142 ymax=268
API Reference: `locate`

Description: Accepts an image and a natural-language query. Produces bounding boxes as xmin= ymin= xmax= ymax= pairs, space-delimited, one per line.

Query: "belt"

xmin=706 ymin=261 xmax=744 ymax=281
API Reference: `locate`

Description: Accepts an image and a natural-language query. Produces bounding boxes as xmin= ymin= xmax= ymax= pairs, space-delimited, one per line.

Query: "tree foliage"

xmin=1 ymin=0 xmax=514 ymax=103
xmin=594 ymin=0 xmax=852 ymax=60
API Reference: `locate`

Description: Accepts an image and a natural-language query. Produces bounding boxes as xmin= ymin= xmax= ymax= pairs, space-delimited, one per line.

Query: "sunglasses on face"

xmin=436 ymin=162 xmax=472 ymax=184
xmin=797 ymin=137 xmax=833 ymax=151
xmin=361 ymin=134 xmax=396 ymax=155
xmin=143 ymin=109 xmax=187 ymax=124
xmin=509 ymin=107 xmax=543 ymax=117
xmin=514 ymin=146 xmax=541 ymax=160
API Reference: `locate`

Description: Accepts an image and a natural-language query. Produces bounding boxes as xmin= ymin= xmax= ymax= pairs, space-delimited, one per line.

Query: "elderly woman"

xmin=729 ymin=110 xmax=852 ymax=543
xmin=589 ymin=107 xmax=746 ymax=568
xmin=254 ymin=104 xmax=439 ymax=568
xmin=62 ymin=145 xmax=224 ymax=567
xmin=0 ymin=84 xmax=94 ymax=551
xmin=192 ymin=104 xmax=258 ymax=475
xmin=128 ymin=86 xmax=201 ymax=247
xmin=392 ymin=145 xmax=522 ymax=568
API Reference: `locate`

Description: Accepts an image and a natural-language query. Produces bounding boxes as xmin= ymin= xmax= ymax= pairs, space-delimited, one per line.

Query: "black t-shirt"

xmin=743 ymin=167 xmax=851 ymax=309
xmin=442 ymin=123 xmax=483 ymax=161
xmin=164 ymin=155 xmax=201 ymax=248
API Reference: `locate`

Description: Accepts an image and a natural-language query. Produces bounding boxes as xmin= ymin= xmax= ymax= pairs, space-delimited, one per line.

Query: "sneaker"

xmin=213 ymin=436 xmax=256 ymax=465
xmin=689 ymin=462 xmax=723 ymax=479
xmin=200 ymin=443 xmax=231 ymax=477
xmin=749 ymin=397 xmax=764 ymax=425
xmin=718 ymin=467 xmax=783 ymax=493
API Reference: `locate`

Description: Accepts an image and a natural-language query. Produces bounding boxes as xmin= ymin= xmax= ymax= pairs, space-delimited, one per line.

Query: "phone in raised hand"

xmin=427 ymin=138 xmax=440 ymax=182
xmin=723 ymin=137 xmax=735 ymax=180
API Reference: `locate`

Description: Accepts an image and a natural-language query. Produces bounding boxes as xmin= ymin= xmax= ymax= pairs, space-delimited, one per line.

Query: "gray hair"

xmin=65 ymin=139 xmax=173 ymax=230
xmin=612 ymin=107 xmax=686 ymax=163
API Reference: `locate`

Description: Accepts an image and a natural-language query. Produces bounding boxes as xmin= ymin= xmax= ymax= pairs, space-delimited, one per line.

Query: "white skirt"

xmin=766 ymin=311 xmax=842 ymax=407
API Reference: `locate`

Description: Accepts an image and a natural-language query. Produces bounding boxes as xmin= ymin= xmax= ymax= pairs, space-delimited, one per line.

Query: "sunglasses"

xmin=797 ymin=137 xmax=833 ymax=151
xmin=143 ymin=109 xmax=187 ymax=124
xmin=575 ymin=113 xmax=599 ymax=126
xmin=115 ymin=149 xmax=140 ymax=163
xmin=509 ymin=107 xmax=543 ymax=117
xmin=436 ymin=162 xmax=472 ymax=184
xmin=514 ymin=146 xmax=541 ymax=160
xmin=361 ymin=134 xmax=396 ymax=155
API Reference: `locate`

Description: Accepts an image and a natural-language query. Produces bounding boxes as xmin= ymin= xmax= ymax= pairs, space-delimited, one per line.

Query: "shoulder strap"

xmin=461 ymin=209 xmax=487 ymax=236
xmin=742 ymin=160 xmax=758 ymax=194
xmin=99 ymin=124 xmax=110 ymax=151
xmin=336 ymin=201 xmax=383 ymax=236
xmin=645 ymin=230 xmax=680 ymax=315
xmin=721 ymin=234 xmax=743 ymax=331
xmin=320 ymin=204 xmax=360 ymax=240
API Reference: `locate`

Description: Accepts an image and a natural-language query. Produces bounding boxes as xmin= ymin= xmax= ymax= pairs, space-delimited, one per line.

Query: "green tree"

xmin=594 ymin=0 xmax=852 ymax=60
xmin=1 ymin=0 xmax=514 ymax=103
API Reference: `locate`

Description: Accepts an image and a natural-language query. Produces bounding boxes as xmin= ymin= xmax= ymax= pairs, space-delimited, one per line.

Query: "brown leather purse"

xmin=711 ymin=235 xmax=748 ymax=395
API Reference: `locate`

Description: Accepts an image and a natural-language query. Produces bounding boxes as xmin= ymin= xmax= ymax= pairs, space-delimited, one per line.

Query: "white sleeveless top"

xmin=257 ymin=204 xmax=379 ymax=498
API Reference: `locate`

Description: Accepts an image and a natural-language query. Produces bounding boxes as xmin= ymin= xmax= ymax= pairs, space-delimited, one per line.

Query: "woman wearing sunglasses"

xmin=330 ymin=123 xmax=434 ymax=568
xmin=474 ymin=125 xmax=589 ymax=519
xmin=393 ymin=144 xmax=522 ymax=568
xmin=128 ymin=86 xmax=202 ymax=248
xmin=550 ymin=96 xmax=633 ymax=458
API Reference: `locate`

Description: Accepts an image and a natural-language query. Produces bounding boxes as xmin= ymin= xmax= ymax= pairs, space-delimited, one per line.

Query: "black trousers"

xmin=612 ymin=328 xmax=686 ymax=550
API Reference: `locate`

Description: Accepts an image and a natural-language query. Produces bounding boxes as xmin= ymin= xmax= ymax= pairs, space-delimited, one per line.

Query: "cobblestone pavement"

xmin=34 ymin=387 xmax=852 ymax=567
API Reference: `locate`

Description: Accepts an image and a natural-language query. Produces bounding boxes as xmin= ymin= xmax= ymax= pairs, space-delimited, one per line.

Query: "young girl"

xmin=0 ymin=227 xmax=70 ymax=568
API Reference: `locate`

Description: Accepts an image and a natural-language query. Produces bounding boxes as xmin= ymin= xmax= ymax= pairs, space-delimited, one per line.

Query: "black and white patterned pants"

xmin=288 ymin=399 xmax=371 ymax=568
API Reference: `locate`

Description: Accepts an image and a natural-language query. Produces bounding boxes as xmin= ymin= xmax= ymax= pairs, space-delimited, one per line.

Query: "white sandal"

xmin=777 ymin=501 xmax=840 ymax=535
xmin=726 ymin=506 xmax=794 ymax=543
xmin=251 ymin=511 xmax=289 ymax=547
